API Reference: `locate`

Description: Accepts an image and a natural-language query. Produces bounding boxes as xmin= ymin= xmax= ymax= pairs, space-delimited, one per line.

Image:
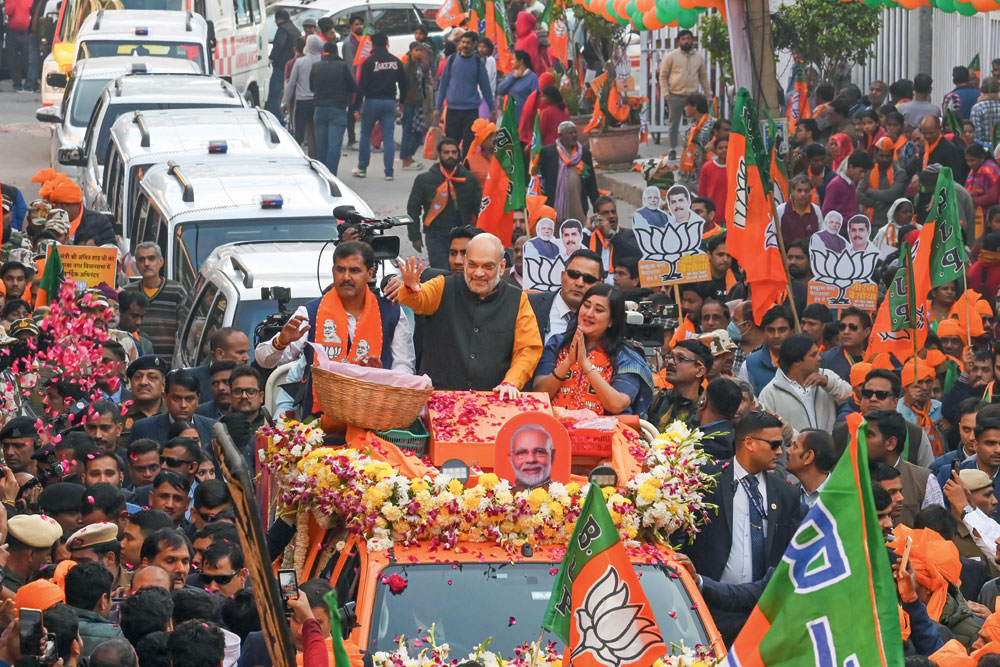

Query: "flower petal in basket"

xmin=308 ymin=343 xmax=433 ymax=389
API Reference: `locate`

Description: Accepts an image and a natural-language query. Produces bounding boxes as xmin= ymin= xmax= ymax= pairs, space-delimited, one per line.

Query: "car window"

xmin=233 ymin=0 xmax=253 ymax=27
xmin=130 ymin=192 xmax=150 ymax=255
xmin=104 ymin=147 xmax=124 ymax=220
xmin=123 ymin=163 xmax=152 ymax=231
xmin=70 ymin=78 xmax=112 ymax=126
xmin=266 ymin=6 xmax=326 ymax=42
xmin=61 ymin=0 xmax=185 ymax=43
xmin=183 ymin=282 xmax=219 ymax=364
xmin=77 ymin=41 xmax=205 ymax=71
xmin=333 ymin=544 xmax=362 ymax=611
xmin=197 ymin=290 xmax=229 ymax=364
xmin=82 ymin=94 xmax=106 ymax=160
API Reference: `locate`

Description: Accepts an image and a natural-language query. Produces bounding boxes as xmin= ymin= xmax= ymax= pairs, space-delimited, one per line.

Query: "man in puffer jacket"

xmin=4 ymin=0 xmax=33 ymax=91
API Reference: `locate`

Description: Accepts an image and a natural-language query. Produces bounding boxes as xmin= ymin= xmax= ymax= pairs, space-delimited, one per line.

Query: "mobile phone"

xmin=952 ymin=458 xmax=962 ymax=477
xmin=277 ymin=569 xmax=298 ymax=602
xmin=40 ymin=633 xmax=56 ymax=664
xmin=20 ymin=608 xmax=43 ymax=657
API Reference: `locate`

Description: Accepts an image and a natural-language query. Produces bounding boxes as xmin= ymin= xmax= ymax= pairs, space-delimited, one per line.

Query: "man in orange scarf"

xmin=898 ymin=359 xmax=947 ymax=458
xmin=254 ymin=241 xmax=415 ymax=420
xmin=857 ymin=136 xmax=906 ymax=229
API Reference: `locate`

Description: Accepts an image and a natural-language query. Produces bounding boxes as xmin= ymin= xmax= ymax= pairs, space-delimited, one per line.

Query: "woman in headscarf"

xmin=464 ymin=118 xmax=497 ymax=189
xmin=519 ymin=71 xmax=555 ymax=144
xmin=828 ymin=133 xmax=854 ymax=172
xmin=873 ymin=198 xmax=915 ymax=259
xmin=513 ymin=11 xmax=540 ymax=74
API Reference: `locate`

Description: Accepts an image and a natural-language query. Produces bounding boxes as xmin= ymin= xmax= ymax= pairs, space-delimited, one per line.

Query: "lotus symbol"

xmin=523 ymin=254 xmax=565 ymax=292
xmin=571 ymin=566 xmax=663 ymax=666
xmin=634 ymin=220 xmax=703 ymax=280
xmin=809 ymin=247 xmax=878 ymax=306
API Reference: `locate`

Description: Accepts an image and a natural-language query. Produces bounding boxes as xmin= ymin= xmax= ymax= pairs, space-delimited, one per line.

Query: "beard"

xmin=466 ymin=272 xmax=501 ymax=296
xmin=788 ymin=264 xmax=808 ymax=280
xmin=515 ymin=463 xmax=551 ymax=488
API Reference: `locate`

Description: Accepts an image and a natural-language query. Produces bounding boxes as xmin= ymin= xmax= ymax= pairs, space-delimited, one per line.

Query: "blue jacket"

xmin=496 ymin=70 xmax=538 ymax=123
xmin=745 ymin=347 xmax=778 ymax=396
xmin=128 ymin=413 xmax=217 ymax=447
xmin=935 ymin=458 xmax=1000 ymax=519
xmin=435 ymin=53 xmax=494 ymax=112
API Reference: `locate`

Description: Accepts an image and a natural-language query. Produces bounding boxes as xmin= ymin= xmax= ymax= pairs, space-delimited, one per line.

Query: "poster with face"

xmin=632 ymin=184 xmax=710 ymax=287
xmin=523 ymin=215 xmax=566 ymax=291
xmin=808 ymin=213 xmax=879 ymax=309
xmin=493 ymin=412 xmax=571 ymax=490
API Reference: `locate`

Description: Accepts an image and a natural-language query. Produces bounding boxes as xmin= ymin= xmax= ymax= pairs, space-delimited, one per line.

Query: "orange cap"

xmin=15 ymin=579 xmax=65 ymax=613
xmin=39 ymin=176 xmax=82 ymax=205
xmin=52 ymin=559 xmax=77 ymax=590
xmin=936 ymin=318 xmax=968 ymax=344
xmin=849 ymin=361 xmax=872 ymax=388
xmin=900 ymin=358 xmax=934 ymax=386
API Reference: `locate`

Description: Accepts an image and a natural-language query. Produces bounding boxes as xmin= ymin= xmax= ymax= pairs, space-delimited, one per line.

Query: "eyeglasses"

xmin=860 ymin=389 xmax=893 ymax=400
xmin=565 ymin=269 xmax=600 ymax=285
xmin=838 ymin=321 xmax=860 ymax=332
xmin=663 ymin=354 xmax=701 ymax=366
xmin=231 ymin=387 xmax=260 ymax=397
xmin=161 ymin=456 xmax=195 ymax=468
xmin=750 ymin=436 xmax=784 ymax=450
xmin=198 ymin=572 xmax=239 ymax=586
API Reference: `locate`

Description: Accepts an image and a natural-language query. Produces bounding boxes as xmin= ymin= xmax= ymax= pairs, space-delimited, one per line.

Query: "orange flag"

xmin=435 ymin=0 xmax=466 ymax=29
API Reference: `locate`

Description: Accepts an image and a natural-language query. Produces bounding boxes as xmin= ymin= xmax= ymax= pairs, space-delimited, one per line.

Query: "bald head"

xmin=130 ymin=564 xmax=173 ymax=591
xmin=920 ymin=115 xmax=942 ymax=143
xmin=464 ymin=233 xmax=506 ymax=296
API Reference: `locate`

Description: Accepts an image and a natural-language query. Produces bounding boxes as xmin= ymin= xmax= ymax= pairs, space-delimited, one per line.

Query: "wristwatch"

xmin=961 ymin=505 xmax=976 ymax=519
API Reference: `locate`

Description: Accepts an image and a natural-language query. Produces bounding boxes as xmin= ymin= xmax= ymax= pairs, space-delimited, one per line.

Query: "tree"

xmin=771 ymin=0 xmax=882 ymax=83
xmin=698 ymin=13 xmax=733 ymax=89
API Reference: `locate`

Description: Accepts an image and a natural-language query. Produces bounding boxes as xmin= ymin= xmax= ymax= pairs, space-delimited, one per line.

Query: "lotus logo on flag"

xmin=731 ymin=157 xmax=748 ymax=231
xmin=571 ymin=567 xmax=663 ymax=665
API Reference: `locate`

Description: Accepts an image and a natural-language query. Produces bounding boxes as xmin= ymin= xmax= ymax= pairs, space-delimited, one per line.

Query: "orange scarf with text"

xmin=552 ymin=345 xmax=613 ymax=414
xmin=424 ymin=167 xmax=466 ymax=227
xmin=312 ymin=288 xmax=385 ymax=411
xmin=865 ymin=166 xmax=894 ymax=220
xmin=910 ymin=401 xmax=945 ymax=456
xmin=680 ymin=113 xmax=709 ymax=173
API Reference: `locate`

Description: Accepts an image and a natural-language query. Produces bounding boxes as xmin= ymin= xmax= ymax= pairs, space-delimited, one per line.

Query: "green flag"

xmin=538 ymin=0 xmax=559 ymax=27
xmin=970 ymin=53 xmax=981 ymax=73
xmin=944 ymin=105 xmax=963 ymax=137
xmin=324 ymin=590 xmax=352 ymax=667
xmin=494 ymin=95 xmax=525 ymax=211
xmin=469 ymin=0 xmax=486 ymax=31
xmin=926 ymin=166 xmax=967 ymax=287
xmin=726 ymin=414 xmax=904 ymax=665
xmin=530 ymin=112 xmax=542 ymax=174
xmin=889 ymin=241 xmax=917 ymax=332
xmin=37 ymin=244 xmax=64 ymax=306
xmin=542 ymin=485 xmax=665 ymax=665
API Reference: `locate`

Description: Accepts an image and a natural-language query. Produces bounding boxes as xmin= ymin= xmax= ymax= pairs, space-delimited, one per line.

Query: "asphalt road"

xmin=0 ymin=81 xmax=637 ymax=263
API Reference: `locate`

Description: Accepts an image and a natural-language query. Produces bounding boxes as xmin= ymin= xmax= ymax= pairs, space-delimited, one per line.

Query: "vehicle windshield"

xmin=265 ymin=6 xmax=328 ymax=42
xmin=70 ymin=77 xmax=112 ymax=126
xmin=175 ymin=218 xmax=337 ymax=287
xmin=60 ymin=0 xmax=185 ymax=43
xmin=78 ymin=41 xmax=205 ymax=71
xmin=94 ymin=102 xmax=234 ymax=166
xmin=366 ymin=562 xmax=709 ymax=657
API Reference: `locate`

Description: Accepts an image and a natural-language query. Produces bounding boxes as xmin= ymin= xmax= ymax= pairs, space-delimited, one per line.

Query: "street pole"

xmin=725 ymin=0 xmax=780 ymax=116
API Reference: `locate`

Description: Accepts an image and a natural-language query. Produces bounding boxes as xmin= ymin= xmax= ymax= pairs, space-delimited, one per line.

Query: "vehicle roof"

xmin=100 ymin=73 xmax=242 ymax=103
xmin=72 ymin=55 xmax=201 ymax=78
xmin=201 ymin=241 xmax=335 ymax=298
xmin=269 ymin=0 xmax=441 ymax=10
xmin=140 ymin=158 xmax=372 ymax=222
xmin=109 ymin=108 xmax=303 ymax=164
xmin=78 ymin=9 xmax=207 ymax=39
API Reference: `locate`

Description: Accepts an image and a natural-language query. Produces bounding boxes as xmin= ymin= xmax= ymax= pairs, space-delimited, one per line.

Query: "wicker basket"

xmin=311 ymin=365 xmax=433 ymax=431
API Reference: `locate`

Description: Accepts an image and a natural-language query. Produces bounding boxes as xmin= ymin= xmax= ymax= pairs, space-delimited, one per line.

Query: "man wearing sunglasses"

xmin=759 ymin=334 xmax=852 ymax=433
xmin=199 ymin=539 xmax=247 ymax=597
xmin=819 ymin=307 xmax=871 ymax=383
xmin=865 ymin=409 xmax=943 ymax=527
xmin=528 ymin=249 xmax=604 ymax=344
xmin=650 ymin=339 xmax=713 ymax=429
xmin=682 ymin=411 xmax=805 ymax=643
xmin=832 ymin=369 xmax=935 ymax=468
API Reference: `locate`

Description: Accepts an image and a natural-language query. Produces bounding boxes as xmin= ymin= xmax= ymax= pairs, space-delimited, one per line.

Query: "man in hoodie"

xmin=282 ymin=34 xmax=324 ymax=157
xmin=514 ymin=12 xmax=540 ymax=75
xmin=4 ymin=0 xmax=33 ymax=91
xmin=310 ymin=41 xmax=356 ymax=176
xmin=353 ymin=32 xmax=406 ymax=181
xmin=268 ymin=9 xmax=301 ymax=122
xmin=436 ymin=31 xmax=495 ymax=157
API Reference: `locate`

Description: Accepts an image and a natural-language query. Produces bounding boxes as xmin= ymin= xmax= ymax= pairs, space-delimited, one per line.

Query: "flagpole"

xmin=528 ymin=629 xmax=545 ymax=667
xmin=962 ymin=261 xmax=972 ymax=342
xmin=768 ymin=196 xmax=802 ymax=333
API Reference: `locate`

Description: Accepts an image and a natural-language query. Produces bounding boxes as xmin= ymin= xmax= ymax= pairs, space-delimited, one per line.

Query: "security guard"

xmin=2 ymin=514 xmax=62 ymax=593
xmin=121 ymin=355 xmax=167 ymax=441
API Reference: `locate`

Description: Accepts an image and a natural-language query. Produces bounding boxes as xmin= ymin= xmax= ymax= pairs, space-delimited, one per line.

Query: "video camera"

xmin=625 ymin=300 xmax=679 ymax=363
xmin=253 ymin=286 xmax=293 ymax=348
xmin=333 ymin=205 xmax=413 ymax=264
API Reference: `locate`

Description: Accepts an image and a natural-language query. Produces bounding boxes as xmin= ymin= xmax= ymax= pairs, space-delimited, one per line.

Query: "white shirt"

xmin=255 ymin=303 xmax=416 ymax=374
xmin=780 ymin=369 xmax=818 ymax=428
xmin=802 ymin=474 xmax=830 ymax=508
xmin=721 ymin=458 xmax=769 ymax=585
xmin=891 ymin=455 xmax=945 ymax=510
xmin=962 ymin=507 xmax=1000 ymax=563
xmin=547 ymin=292 xmax=575 ymax=340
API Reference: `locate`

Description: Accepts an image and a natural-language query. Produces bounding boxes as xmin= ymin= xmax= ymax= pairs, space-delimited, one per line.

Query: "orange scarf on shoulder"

xmin=923 ymin=136 xmax=942 ymax=168
xmin=589 ymin=229 xmax=612 ymax=272
xmin=552 ymin=346 xmax=613 ymax=414
xmin=425 ymin=167 xmax=466 ymax=227
xmin=865 ymin=166 xmax=894 ymax=220
xmin=680 ymin=113 xmax=709 ymax=174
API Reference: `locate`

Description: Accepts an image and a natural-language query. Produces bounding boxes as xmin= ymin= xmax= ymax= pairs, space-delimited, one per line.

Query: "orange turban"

xmin=31 ymin=168 xmax=58 ymax=185
xmin=15 ymin=579 xmax=65 ymax=613
xmin=529 ymin=205 xmax=557 ymax=235
xmin=923 ymin=349 xmax=948 ymax=368
xmin=39 ymin=176 xmax=82 ymax=205
xmin=52 ymin=559 xmax=77 ymax=591
xmin=900 ymin=359 xmax=934 ymax=387
xmin=874 ymin=136 xmax=896 ymax=152
xmin=468 ymin=118 xmax=497 ymax=155
xmin=869 ymin=352 xmax=897 ymax=371
xmin=849 ymin=361 xmax=872 ymax=388
xmin=930 ymin=639 xmax=976 ymax=667
xmin=951 ymin=290 xmax=988 ymax=337
xmin=892 ymin=525 xmax=962 ymax=622
xmin=976 ymin=299 xmax=994 ymax=318
xmin=936 ymin=318 xmax=968 ymax=344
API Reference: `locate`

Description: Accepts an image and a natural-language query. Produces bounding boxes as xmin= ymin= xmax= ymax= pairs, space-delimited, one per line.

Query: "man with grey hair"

xmin=89 ymin=638 xmax=138 ymax=667
xmin=122 ymin=242 xmax=187 ymax=362
xmin=538 ymin=122 xmax=599 ymax=223
xmin=398 ymin=234 xmax=543 ymax=400
xmin=509 ymin=424 xmax=554 ymax=489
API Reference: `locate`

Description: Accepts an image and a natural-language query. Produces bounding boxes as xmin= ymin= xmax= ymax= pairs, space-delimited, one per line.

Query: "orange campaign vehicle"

xmin=256 ymin=385 xmax=726 ymax=666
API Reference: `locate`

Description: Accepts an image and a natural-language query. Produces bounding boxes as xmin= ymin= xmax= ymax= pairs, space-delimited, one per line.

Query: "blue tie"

xmin=740 ymin=475 xmax=767 ymax=581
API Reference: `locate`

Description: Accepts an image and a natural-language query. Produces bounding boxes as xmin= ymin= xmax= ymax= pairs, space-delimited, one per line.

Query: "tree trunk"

xmin=726 ymin=0 xmax=780 ymax=116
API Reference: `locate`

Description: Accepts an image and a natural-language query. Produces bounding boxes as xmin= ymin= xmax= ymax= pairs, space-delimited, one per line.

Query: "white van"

xmin=74 ymin=9 xmax=210 ymax=72
xmin=130 ymin=158 xmax=373 ymax=289
xmin=43 ymin=0 xmax=269 ymax=108
xmin=94 ymin=107 xmax=306 ymax=241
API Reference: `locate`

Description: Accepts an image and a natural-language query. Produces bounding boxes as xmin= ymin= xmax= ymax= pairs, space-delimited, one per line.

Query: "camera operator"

xmin=255 ymin=241 xmax=415 ymax=427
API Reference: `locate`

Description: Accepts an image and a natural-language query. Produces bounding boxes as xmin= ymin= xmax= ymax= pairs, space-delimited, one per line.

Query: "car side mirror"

xmin=35 ymin=106 xmax=63 ymax=124
xmin=45 ymin=72 xmax=67 ymax=88
xmin=57 ymin=146 xmax=86 ymax=166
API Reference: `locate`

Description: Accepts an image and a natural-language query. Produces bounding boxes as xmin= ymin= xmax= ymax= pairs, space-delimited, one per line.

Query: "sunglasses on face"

xmin=198 ymin=510 xmax=224 ymax=523
xmin=839 ymin=321 xmax=860 ymax=332
xmin=565 ymin=269 xmax=599 ymax=285
xmin=161 ymin=456 xmax=195 ymax=468
xmin=198 ymin=572 xmax=238 ymax=585
xmin=750 ymin=436 xmax=783 ymax=450
xmin=861 ymin=389 xmax=893 ymax=400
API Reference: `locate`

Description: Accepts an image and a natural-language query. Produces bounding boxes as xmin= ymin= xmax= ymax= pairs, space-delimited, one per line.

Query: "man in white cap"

xmin=950 ymin=469 xmax=1000 ymax=577
xmin=2 ymin=514 xmax=62 ymax=593
xmin=66 ymin=522 xmax=121 ymax=581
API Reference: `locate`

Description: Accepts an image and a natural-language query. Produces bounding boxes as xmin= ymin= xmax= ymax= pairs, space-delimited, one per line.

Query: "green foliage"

xmin=698 ymin=13 xmax=732 ymax=88
xmin=771 ymin=0 xmax=882 ymax=77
